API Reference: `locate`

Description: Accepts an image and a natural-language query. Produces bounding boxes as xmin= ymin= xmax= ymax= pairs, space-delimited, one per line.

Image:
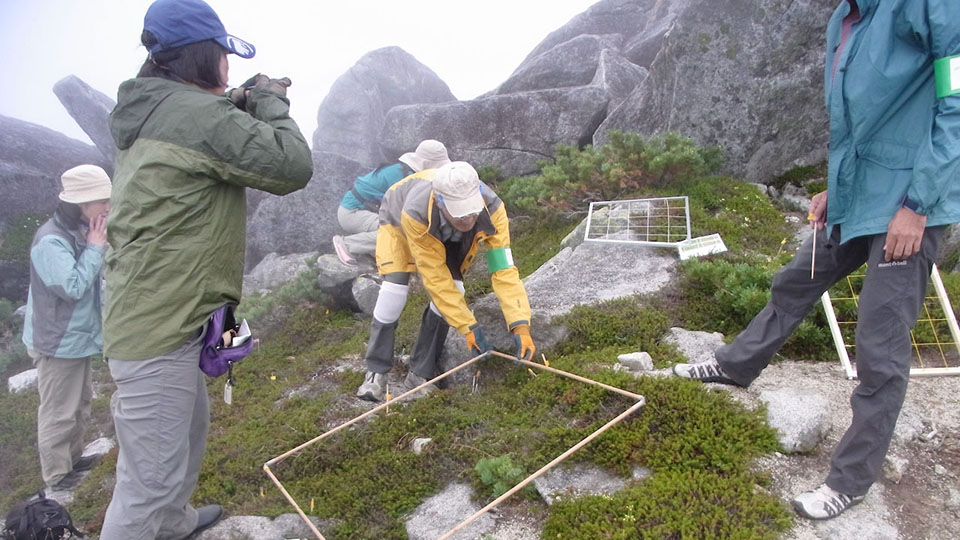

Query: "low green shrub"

xmin=542 ymin=469 xmax=791 ymax=539
xmin=0 ymin=213 xmax=46 ymax=262
xmin=474 ymin=455 xmax=530 ymax=498
xmin=553 ymin=298 xmax=683 ymax=367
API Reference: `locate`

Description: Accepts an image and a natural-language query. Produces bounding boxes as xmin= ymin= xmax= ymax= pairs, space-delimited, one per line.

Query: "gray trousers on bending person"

xmin=337 ymin=205 xmax=380 ymax=258
xmin=32 ymin=352 xmax=92 ymax=487
xmin=715 ymin=225 xmax=944 ymax=497
xmin=100 ymin=330 xmax=208 ymax=540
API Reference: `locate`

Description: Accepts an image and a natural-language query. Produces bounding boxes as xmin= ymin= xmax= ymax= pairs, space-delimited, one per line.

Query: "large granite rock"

xmin=245 ymin=151 xmax=366 ymax=269
xmin=595 ymin=0 xmax=833 ymax=182
xmin=440 ymin=242 xmax=677 ymax=379
xmin=380 ymin=86 xmax=609 ymax=178
xmin=242 ymin=251 xmax=318 ymax=295
xmin=0 ymin=114 xmax=108 ymax=231
xmin=495 ymin=34 xmax=620 ymax=94
xmin=519 ymin=0 xmax=655 ymax=67
xmin=312 ymin=47 xmax=455 ymax=168
xmin=591 ymin=48 xmax=649 ymax=111
xmin=53 ymin=75 xmax=117 ymax=165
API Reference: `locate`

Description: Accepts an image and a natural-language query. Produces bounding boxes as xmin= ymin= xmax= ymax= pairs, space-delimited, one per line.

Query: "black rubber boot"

xmin=364 ymin=318 xmax=398 ymax=373
xmin=409 ymin=306 xmax=451 ymax=380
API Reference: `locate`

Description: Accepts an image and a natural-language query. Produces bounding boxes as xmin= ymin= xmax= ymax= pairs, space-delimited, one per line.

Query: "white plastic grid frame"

xmin=821 ymin=264 xmax=960 ymax=379
xmin=263 ymin=351 xmax=646 ymax=540
xmin=583 ymin=196 xmax=692 ymax=247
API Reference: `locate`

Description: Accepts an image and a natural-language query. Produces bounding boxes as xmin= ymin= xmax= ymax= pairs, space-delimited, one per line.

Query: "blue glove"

xmin=465 ymin=324 xmax=492 ymax=355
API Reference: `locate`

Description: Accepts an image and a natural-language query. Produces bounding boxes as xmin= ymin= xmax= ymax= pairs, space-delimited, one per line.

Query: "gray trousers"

xmin=32 ymin=353 xmax=92 ymax=487
xmin=100 ymin=331 xmax=208 ymax=540
xmin=337 ymin=205 xmax=380 ymax=257
xmin=716 ymin=225 xmax=944 ymax=496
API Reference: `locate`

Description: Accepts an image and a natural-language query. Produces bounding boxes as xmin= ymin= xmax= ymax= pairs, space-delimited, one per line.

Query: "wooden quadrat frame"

xmin=263 ymin=350 xmax=646 ymax=540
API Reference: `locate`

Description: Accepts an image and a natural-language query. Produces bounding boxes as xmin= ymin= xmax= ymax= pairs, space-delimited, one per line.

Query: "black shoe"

xmin=189 ymin=504 xmax=224 ymax=537
xmin=73 ymin=454 xmax=101 ymax=472
xmin=49 ymin=470 xmax=84 ymax=491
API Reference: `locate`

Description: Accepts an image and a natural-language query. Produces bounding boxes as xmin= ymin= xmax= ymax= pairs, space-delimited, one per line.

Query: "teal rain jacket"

xmin=22 ymin=215 xmax=105 ymax=358
xmin=825 ymin=0 xmax=960 ymax=243
xmin=340 ymin=162 xmax=413 ymax=211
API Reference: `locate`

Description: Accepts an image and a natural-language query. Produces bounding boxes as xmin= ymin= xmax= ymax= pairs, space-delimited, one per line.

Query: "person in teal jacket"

xmin=23 ymin=164 xmax=111 ymax=491
xmin=674 ymin=0 xmax=960 ymax=520
xmin=332 ymin=139 xmax=450 ymax=265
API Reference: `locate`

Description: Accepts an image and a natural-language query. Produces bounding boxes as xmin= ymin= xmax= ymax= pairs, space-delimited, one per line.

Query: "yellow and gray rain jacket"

xmin=376 ymin=171 xmax=531 ymax=334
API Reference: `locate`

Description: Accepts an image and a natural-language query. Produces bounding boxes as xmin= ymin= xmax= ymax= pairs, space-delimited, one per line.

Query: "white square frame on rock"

xmin=263 ymin=350 xmax=646 ymax=540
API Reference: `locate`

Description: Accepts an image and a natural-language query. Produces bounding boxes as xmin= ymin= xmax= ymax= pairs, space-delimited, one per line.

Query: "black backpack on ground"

xmin=2 ymin=491 xmax=83 ymax=540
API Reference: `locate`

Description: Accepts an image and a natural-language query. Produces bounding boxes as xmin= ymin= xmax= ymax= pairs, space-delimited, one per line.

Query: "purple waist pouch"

xmin=199 ymin=305 xmax=254 ymax=378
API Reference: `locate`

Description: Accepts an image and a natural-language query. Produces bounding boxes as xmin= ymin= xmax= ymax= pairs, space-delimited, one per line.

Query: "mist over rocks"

xmin=4 ymin=0 xmax=838 ymax=284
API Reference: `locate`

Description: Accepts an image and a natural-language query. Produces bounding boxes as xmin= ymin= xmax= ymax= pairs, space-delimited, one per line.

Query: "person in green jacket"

xmin=99 ymin=1 xmax=312 ymax=538
xmin=23 ymin=164 xmax=111 ymax=491
xmin=332 ymin=139 xmax=451 ymax=266
xmin=674 ymin=0 xmax=960 ymax=520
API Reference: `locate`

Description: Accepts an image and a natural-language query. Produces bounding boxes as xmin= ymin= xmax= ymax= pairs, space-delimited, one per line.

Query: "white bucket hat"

xmin=399 ymin=139 xmax=451 ymax=172
xmin=59 ymin=165 xmax=112 ymax=204
xmin=433 ymin=161 xmax=484 ymax=218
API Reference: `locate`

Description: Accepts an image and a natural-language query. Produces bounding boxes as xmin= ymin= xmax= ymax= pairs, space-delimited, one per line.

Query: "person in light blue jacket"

xmin=674 ymin=0 xmax=960 ymax=520
xmin=23 ymin=164 xmax=111 ymax=490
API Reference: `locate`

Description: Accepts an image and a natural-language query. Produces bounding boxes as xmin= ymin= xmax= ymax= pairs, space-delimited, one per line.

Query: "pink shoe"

xmin=332 ymin=235 xmax=356 ymax=266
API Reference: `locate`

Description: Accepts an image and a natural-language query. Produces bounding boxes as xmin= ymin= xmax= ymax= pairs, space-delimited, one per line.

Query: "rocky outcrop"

xmin=245 ymin=151 xmax=366 ymax=268
xmin=0 ymin=114 xmax=108 ymax=231
xmin=591 ymin=49 xmax=649 ymax=111
xmin=242 ymin=251 xmax=318 ymax=295
xmin=495 ymin=34 xmax=620 ymax=94
xmin=53 ymin=75 xmax=116 ymax=166
xmin=595 ymin=0 xmax=833 ymax=182
xmin=439 ymin=241 xmax=677 ymax=380
xmin=312 ymin=47 xmax=455 ymax=168
xmin=380 ymin=86 xmax=609 ymax=178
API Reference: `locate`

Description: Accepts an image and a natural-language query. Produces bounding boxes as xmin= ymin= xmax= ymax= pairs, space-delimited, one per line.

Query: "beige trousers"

xmin=32 ymin=352 xmax=93 ymax=487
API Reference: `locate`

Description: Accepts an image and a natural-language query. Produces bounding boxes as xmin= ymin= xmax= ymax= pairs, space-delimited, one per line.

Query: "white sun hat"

xmin=433 ymin=161 xmax=484 ymax=218
xmin=59 ymin=165 xmax=112 ymax=204
xmin=399 ymin=139 xmax=451 ymax=172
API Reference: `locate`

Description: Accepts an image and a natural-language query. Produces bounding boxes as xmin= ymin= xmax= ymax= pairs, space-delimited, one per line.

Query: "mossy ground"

xmin=16 ymin=132 xmax=958 ymax=538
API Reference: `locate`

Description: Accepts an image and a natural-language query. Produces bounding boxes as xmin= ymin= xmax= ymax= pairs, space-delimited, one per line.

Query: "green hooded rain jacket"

xmin=104 ymin=78 xmax=312 ymax=360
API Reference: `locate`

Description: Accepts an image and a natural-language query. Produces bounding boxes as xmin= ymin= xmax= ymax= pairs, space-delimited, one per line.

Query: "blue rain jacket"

xmin=825 ymin=0 xmax=960 ymax=243
xmin=22 ymin=215 xmax=105 ymax=358
xmin=340 ymin=163 xmax=412 ymax=211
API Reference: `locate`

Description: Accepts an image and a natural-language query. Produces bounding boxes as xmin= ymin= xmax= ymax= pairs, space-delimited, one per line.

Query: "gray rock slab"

xmin=595 ymin=0 xmax=833 ymax=183
xmin=441 ymin=241 xmax=676 ymax=382
xmin=663 ymin=327 xmax=725 ymax=364
xmin=380 ymin=85 xmax=609 ymax=178
xmin=82 ymin=437 xmax=116 ymax=457
xmin=405 ymin=483 xmax=494 ymax=540
xmin=53 ymin=75 xmax=116 ymax=164
xmin=351 ymin=275 xmax=381 ymax=316
xmin=313 ymin=46 xmax=455 ymax=168
xmin=246 ymin=151 xmax=366 ymax=268
xmin=8 ymin=368 xmax=38 ymax=393
xmin=591 ymin=48 xmax=649 ymax=110
xmin=617 ymin=352 xmax=654 ymax=372
xmin=196 ymin=514 xmax=330 ymax=540
xmin=243 ymin=251 xmax=318 ymax=294
xmin=533 ymin=463 xmax=630 ymax=505
xmin=496 ymin=34 xmax=621 ymax=94
xmin=759 ymin=388 xmax=830 ymax=453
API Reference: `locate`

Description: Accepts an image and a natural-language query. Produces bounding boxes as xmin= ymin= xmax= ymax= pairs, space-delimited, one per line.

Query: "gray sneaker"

xmin=792 ymin=483 xmax=865 ymax=520
xmin=672 ymin=359 xmax=742 ymax=386
xmin=398 ymin=371 xmax=438 ymax=400
xmin=357 ymin=371 xmax=388 ymax=401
